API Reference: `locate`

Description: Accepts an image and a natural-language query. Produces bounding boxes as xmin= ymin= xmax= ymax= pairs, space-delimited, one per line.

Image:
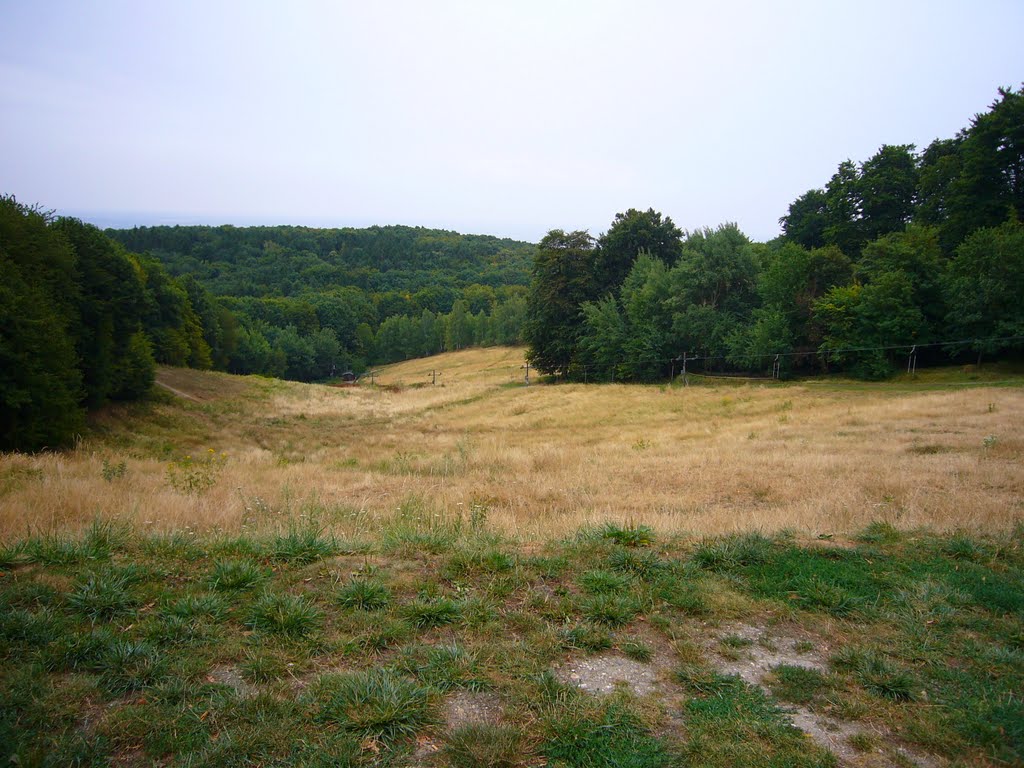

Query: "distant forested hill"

xmin=106 ymin=224 xmax=534 ymax=297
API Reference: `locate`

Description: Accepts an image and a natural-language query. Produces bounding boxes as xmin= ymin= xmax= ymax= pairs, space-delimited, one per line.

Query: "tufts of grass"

xmin=207 ymin=559 xmax=268 ymax=591
xmin=165 ymin=593 xmax=229 ymax=622
xmin=403 ymin=596 xmax=462 ymax=629
xmin=767 ymin=664 xmax=832 ymax=705
xmin=598 ymin=522 xmax=656 ymax=548
xmin=691 ymin=533 xmax=773 ymax=571
xmin=336 ymin=578 xmax=392 ymax=611
xmin=398 ymin=643 xmax=488 ymax=691
xmin=67 ymin=572 xmax=138 ymax=622
xmin=581 ymin=592 xmax=642 ymax=627
xmin=344 ymin=618 xmax=415 ymax=655
xmin=832 ymin=647 xmax=918 ymax=702
xmin=542 ymin=702 xmax=672 ymax=768
xmin=240 ymin=649 xmax=289 ymax=684
xmin=444 ymin=547 xmax=516 ymax=579
xmin=607 ymin=548 xmax=664 ymax=580
xmin=0 ymin=607 xmax=63 ymax=653
xmin=680 ymin=672 xmax=836 ymax=767
xmin=269 ymin=526 xmax=339 ymax=564
xmin=316 ymin=668 xmax=435 ymax=741
xmin=621 ymin=640 xmax=653 ymax=663
xmin=578 ymin=569 xmax=634 ymax=595
xmin=98 ymin=639 xmax=166 ymax=693
xmin=562 ymin=624 xmax=613 ymax=653
xmin=856 ymin=520 xmax=901 ymax=544
xmin=940 ymin=533 xmax=992 ymax=562
xmin=443 ymin=723 xmax=533 ymax=768
xmin=246 ymin=592 xmax=322 ymax=638
xmin=652 ymin=575 xmax=710 ymax=616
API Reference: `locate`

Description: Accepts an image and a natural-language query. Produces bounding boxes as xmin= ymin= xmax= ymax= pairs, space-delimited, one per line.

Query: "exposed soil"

xmin=553 ymin=619 xmax=943 ymax=768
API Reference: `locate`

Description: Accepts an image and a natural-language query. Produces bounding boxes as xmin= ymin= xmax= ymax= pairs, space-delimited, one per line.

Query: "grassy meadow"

xmin=1 ymin=346 xmax=1021 ymax=541
xmin=2 ymin=347 xmax=1023 ymax=766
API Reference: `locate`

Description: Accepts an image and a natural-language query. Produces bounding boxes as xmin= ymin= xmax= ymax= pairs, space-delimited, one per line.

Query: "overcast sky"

xmin=1 ymin=1 xmax=1021 ymax=242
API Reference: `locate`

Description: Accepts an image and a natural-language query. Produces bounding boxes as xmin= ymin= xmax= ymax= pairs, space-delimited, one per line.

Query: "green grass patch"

xmin=315 ymin=668 xmax=435 ymax=741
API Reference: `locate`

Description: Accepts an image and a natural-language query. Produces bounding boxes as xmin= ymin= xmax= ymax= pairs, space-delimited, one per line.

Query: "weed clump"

xmin=443 ymin=723 xmax=533 ymax=768
xmin=767 ymin=664 xmax=831 ymax=704
xmin=336 ymin=578 xmax=392 ymax=611
xmin=403 ymin=597 xmax=462 ymax=629
xmin=692 ymin=533 xmax=773 ymax=571
xmin=246 ymin=592 xmax=322 ymax=637
xmin=316 ymin=669 xmax=435 ymax=740
xmin=207 ymin=560 xmax=267 ymax=591
xmin=67 ymin=572 xmax=138 ymax=622
xmin=599 ymin=522 xmax=656 ymax=548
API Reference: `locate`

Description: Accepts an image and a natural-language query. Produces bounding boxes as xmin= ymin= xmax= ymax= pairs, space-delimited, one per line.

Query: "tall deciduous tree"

xmin=942 ymin=219 xmax=1024 ymax=358
xmin=524 ymin=230 xmax=596 ymax=376
xmin=593 ymin=209 xmax=682 ymax=298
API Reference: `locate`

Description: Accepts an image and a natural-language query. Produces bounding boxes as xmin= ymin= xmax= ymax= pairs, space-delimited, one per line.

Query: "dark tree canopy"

xmin=592 ymin=208 xmax=682 ymax=297
xmin=524 ymin=230 xmax=597 ymax=376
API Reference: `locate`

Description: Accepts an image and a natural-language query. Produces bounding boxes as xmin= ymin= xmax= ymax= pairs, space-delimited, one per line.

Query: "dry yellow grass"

xmin=1 ymin=347 xmax=1022 ymax=541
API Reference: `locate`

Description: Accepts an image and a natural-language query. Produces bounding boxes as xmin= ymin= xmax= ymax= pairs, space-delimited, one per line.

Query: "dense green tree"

xmin=592 ymin=208 xmax=683 ymax=297
xmin=0 ymin=199 xmax=85 ymax=450
xmin=52 ymin=217 xmax=150 ymax=406
xmin=727 ymin=306 xmax=794 ymax=372
xmin=578 ymin=296 xmax=627 ymax=380
xmin=941 ymin=87 xmax=1024 ymax=248
xmin=524 ymin=230 xmax=597 ymax=376
xmin=445 ymin=299 xmax=473 ymax=351
xmin=779 ymin=189 xmax=829 ymax=249
xmin=814 ymin=272 xmax=926 ymax=378
xmin=857 ymin=225 xmax=945 ymax=338
xmin=858 ymin=144 xmax=919 ymax=243
xmin=942 ymin=219 xmax=1024 ymax=359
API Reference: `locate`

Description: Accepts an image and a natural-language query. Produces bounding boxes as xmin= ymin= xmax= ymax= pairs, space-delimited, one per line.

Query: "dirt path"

xmin=154 ymin=380 xmax=200 ymax=402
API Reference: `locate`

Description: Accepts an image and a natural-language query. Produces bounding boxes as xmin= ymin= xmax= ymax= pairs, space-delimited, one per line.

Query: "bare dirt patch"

xmin=444 ymin=690 xmax=506 ymax=728
xmin=556 ymin=653 xmax=664 ymax=696
xmin=704 ymin=621 xmax=942 ymax=768
xmin=207 ymin=664 xmax=257 ymax=698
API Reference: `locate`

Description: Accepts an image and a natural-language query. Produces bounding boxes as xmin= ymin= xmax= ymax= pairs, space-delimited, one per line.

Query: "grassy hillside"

xmin=1 ymin=347 xmax=1021 ymax=541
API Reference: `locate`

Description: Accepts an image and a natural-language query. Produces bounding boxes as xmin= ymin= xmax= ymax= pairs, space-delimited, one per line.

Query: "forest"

xmin=1 ymin=86 xmax=1021 ymax=451
xmin=526 ymin=87 xmax=1024 ymax=381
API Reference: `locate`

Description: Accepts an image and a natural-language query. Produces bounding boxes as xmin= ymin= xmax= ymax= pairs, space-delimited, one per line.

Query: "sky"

xmin=1 ymin=1 xmax=1022 ymax=243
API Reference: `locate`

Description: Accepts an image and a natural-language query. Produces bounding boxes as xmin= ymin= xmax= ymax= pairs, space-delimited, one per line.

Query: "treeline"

xmin=526 ymin=87 xmax=1024 ymax=381
xmin=106 ymin=223 xmax=534 ymax=377
xmin=0 ymin=198 xmax=206 ymax=451
xmin=107 ymin=224 xmax=533 ymax=299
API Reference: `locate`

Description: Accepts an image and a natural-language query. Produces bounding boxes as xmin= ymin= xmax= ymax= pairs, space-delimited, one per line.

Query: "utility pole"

xmin=772 ymin=354 xmax=781 ymax=380
xmin=907 ymin=345 xmax=917 ymax=376
xmin=430 ymin=369 xmax=441 ymax=386
xmin=369 ymin=370 xmax=377 ymax=386
xmin=520 ymin=362 xmax=531 ymax=384
xmin=681 ymin=352 xmax=688 ymax=387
